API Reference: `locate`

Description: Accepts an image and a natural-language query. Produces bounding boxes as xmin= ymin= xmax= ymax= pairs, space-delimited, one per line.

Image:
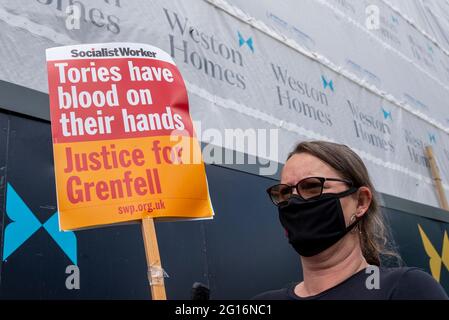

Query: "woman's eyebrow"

xmin=280 ymin=179 xmax=298 ymax=185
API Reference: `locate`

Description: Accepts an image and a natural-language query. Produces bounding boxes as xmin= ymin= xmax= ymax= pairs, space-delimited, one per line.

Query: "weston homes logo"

xmin=2 ymin=184 xmax=77 ymax=265
xmin=346 ymin=100 xmax=395 ymax=153
xmin=404 ymin=129 xmax=430 ymax=168
xmin=381 ymin=107 xmax=392 ymax=120
xmin=270 ymin=63 xmax=333 ymax=127
xmin=321 ymin=75 xmax=334 ymax=92
xmin=163 ymin=7 xmax=246 ymax=90
xmin=237 ymin=31 xmax=254 ymax=53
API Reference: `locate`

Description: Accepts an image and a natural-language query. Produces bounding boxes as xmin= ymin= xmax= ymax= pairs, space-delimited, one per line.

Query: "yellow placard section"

xmin=53 ymin=135 xmax=213 ymax=230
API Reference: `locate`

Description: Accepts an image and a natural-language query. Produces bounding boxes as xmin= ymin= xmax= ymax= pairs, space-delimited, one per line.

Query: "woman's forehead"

xmin=281 ymin=153 xmax=340 ymax=182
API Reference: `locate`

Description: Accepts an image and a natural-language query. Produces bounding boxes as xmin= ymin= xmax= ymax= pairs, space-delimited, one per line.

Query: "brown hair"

xmin=287 ymin=140 xmax=401 ymax=266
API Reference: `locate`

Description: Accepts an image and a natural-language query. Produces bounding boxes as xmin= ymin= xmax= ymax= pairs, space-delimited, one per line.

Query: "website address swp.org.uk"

xmin=118 ymin=199 xmax=165 ymax=215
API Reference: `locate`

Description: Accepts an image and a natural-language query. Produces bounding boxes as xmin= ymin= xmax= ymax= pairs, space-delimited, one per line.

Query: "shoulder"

xmin=252 ymin=284 xmax=296 ymax=300
xmin=382 ymin=267 xmax=448 ymax=300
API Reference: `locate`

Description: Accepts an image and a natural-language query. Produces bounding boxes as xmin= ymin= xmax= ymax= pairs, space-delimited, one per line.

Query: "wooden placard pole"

xmin=141 ymin=216 xmax=167 ymax=300
xmin=425 ymin=145 xmax=449 ymax=211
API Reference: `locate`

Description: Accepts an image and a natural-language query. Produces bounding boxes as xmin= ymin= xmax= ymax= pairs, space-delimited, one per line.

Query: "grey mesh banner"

xmin=0 ymin=0 xmax=448 ymax=207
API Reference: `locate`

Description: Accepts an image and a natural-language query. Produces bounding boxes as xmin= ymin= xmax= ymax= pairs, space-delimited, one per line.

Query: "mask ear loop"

xmin=349 ymin=214 xmax=362 ymax=234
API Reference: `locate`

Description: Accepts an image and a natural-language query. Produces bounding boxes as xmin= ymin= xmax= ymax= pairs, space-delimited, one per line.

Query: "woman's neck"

xmin=295 ymin=236 xmax=368 ymax=297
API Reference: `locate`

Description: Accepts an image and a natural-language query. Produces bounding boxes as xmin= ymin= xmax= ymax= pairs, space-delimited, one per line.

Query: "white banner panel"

xmin=0 ymin=0 xmax=448 ymax=208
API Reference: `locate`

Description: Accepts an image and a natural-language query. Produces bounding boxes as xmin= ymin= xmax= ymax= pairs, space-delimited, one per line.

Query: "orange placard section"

xmin=54 ymin=135 xmax=212 ymax=230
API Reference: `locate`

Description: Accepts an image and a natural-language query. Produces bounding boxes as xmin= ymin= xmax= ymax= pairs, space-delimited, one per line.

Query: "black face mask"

xmin=278 ymin=187 xmax=359 ymax=257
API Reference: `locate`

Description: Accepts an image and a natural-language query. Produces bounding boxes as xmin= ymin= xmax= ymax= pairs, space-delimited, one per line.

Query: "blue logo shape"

xmin=381 ymin=107 xmax=392 ymax=120
xmin=429 ymin=133 xmax=437 ymax=144
xmin=321 ymin=75 xmax=334 ymax=92
xmin=3 ymin=184 xmax=41 ymax=262
xmin=238 ymin=31 xmax=254 ymax=52
xmin=391 ymin=15 xmax=399 ymax=24
xmin=43 ymin=212 xmax=77 ymax=265
xmin=2 ymin=183 xmax=77 ymax=265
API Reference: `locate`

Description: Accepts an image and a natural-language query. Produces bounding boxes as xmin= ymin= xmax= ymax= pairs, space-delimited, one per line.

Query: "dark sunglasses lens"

xmin=269 ymin=184 xmax=292 ymax=205
xmin=298 ymin=177 xmax=323 ymax=200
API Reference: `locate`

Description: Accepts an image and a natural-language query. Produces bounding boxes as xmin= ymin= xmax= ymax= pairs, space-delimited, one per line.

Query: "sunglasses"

xmin=266 ymin=177 xmax=354 ymax=206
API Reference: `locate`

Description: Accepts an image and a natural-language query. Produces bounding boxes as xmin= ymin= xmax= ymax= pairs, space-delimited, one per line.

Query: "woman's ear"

xmin=355 ymin=187 xmax=372 ymax=218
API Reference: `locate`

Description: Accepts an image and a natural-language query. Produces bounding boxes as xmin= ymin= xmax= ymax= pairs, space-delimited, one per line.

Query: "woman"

xmin=255 ymin=140 xmax=448 ymax=300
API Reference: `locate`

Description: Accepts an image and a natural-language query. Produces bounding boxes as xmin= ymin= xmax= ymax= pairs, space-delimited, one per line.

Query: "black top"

xmin=253 ymin=267 xmax=448 ymax=300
